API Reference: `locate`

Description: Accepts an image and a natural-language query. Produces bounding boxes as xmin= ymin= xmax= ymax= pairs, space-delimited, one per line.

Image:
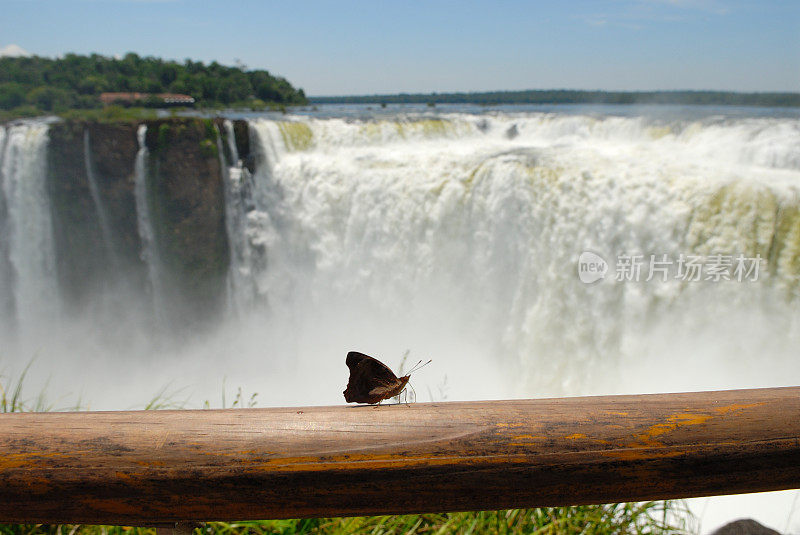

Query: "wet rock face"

xmin=232 ymin=120 xmax=249 ymax=158
xmin=88 ymin=122 xmax=141 ymax=264
xmin=47 ymin=120 xmax=94 ymax=305
xmin=47 ymin=118 xmax=231 ymax=324
xmin=47 ymin=121 xmax=142 ymax=307
xmin=232 ymin=119 xmax=255 ymax=172
xmin=144 ymin=118 xmax=230 ymax=320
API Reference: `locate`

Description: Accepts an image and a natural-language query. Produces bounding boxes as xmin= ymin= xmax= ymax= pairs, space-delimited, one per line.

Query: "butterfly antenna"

xmin=407 ymin=359 xmax=432 ymax=375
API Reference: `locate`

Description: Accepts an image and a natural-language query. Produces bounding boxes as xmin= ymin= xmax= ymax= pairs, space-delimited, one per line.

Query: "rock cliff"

xmin=45 ymin=117 xmax=248 ymax=325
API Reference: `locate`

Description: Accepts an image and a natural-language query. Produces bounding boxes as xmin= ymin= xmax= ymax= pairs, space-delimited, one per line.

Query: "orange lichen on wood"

xmin=0 ymin=387 xmax=798 ymax=525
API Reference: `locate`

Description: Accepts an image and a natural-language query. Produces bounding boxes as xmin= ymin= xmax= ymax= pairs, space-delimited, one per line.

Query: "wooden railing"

xmin=0 ymin=386 xmax=799 ymax=526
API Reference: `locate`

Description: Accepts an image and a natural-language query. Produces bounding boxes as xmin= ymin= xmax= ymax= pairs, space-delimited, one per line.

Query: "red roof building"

xmin=100 ymin=92 xmax=196 ymax=106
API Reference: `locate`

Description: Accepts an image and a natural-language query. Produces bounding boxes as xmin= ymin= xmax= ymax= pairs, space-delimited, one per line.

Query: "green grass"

xmin=0 ymin=101 xmax=297 ymax=124
xmin=57 ymin=106 xmax=158 ymax=123
xmin=0 ymin=105 xmax=43 ymax=123
xmin=0 ymin=368 xmax=695 ymax=535
xmin=0 ymin=503 xmax=694 ymax=535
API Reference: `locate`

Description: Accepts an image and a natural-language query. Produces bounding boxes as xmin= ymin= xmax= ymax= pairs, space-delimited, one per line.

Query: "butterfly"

xmin=343 ymin=351 xmax=430 ymax=405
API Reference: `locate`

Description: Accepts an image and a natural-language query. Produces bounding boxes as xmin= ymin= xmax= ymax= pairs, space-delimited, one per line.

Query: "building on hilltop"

xmin=100 ymin=92 xmax=196 ymax=106
xmin=159 ymin=94 xmax=196 ymax=105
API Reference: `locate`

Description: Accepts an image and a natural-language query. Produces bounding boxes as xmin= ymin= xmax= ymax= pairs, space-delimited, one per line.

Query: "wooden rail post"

xmin=1 ymin=386 xmax=799 ymax=525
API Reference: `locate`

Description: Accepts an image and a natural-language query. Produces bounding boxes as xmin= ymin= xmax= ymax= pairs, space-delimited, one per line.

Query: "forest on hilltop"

xmin=0 ymin=52 xmax=307 ymax=116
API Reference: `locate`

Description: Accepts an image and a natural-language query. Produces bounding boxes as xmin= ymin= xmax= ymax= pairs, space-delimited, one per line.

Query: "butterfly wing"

xmin=344 ymin=351 xmax=401 ymax=404
xmin=345 ymin=351 xmax=370 ymax=370
xmin=346 ymin=351 xmax=397 ymax=380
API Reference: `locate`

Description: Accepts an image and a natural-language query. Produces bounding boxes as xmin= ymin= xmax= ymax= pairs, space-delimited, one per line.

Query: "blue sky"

xmin=1 ymin=0 xmax=798 ymax=95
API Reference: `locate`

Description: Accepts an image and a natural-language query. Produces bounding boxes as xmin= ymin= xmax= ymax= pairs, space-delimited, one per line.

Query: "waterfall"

xmin=217 ymin=120 xmax=287 ymax=312
xmin=83 ymin=128 xmax=118 ymax=268
xmin=217 ymin=124 xmax=249 ymax=313
xmin=0 ymin=127 xmax=12 ymax=327
xmin=237 ymin=113 xmax=800 ymax=398
xmin=223 ymin=119 xmax=239 ymax=165
xmin=231 ymin=120 xmax=301 ymax=307
xmin=0 ymin=122 xmax=58 ymax=342
xmin=0 ymin=110 xmax=797 ymax=412
xmin=133 ymin=124 xmax=165 ymax=321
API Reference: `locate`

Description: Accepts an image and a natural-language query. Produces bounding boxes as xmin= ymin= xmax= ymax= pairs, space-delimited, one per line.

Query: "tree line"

xmin=311 ymin=89 xmax=800 ymax=107
xmin=0 ymin=52 xmax=308 ymax=115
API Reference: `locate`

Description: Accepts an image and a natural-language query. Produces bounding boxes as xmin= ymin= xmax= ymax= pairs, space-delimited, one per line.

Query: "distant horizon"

xmin=1 ymin=1 xmax=797 ymax=96
xmin=308 ymin=87 xmax=800 ymax=98
xmin=2 ymin=44 xmax=797 ymax=100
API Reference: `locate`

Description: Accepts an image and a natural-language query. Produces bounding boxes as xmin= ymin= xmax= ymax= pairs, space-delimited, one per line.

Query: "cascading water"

xmin=0 ymin=126 xmax=10 ymax=325
xmin=133 ymin=124 xmax=165 ymax=323
xmin=218 ymin=121 xmax=261 ymax=314
xmin=232 ymin=113 xmax=800 ymax=400
xmin=0 ymin=122 xmax=57 ymax=345
xmin=223 ymin=119 xmax=239 ymax=164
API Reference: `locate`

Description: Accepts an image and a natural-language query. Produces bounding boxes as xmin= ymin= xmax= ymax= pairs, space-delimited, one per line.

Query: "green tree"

xmin=0 ymin=83 xmax=26 ymax=108
xmin=0 ymin=52 xmax=308 ymax=114
xmin=27 ymin=86 xmax=74 ymax=111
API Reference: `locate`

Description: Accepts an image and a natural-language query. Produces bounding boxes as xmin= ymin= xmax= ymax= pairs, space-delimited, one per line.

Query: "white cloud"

xmin=0 ymin=44 xmax=32 ymax=58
